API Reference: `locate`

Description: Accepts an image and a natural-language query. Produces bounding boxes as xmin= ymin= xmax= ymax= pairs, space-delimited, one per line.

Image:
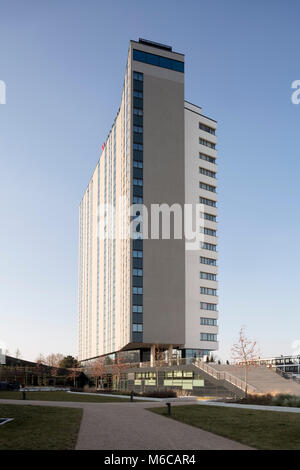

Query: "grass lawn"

xmin=0 ymin=404 xmax=82 ymax=449
xmin=0 ymin=391 xmax=131 ymax=403
xmin=149 ymin=404 xmax=300 ymax=450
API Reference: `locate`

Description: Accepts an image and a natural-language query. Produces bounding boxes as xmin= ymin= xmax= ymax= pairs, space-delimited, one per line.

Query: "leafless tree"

xmin=90 ymin=358 xmax=108 ymax=389
xmin=15 ymin=348 xmax=22 ymax=359
xmin=231 ymin=327 xmax=260 ymax=397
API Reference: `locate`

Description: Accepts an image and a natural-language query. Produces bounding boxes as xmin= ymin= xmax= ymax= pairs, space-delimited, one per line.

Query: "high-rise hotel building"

xmin=78 ymin=39 xmax=218 ymax=363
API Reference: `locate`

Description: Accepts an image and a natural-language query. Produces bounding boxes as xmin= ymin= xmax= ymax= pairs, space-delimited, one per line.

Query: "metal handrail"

xmin=195 ymin=360 xmax=257 ymax=393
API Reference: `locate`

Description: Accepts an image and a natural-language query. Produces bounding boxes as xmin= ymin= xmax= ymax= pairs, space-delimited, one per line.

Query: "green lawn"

xmin=0 ymin=404 xmax=82 ymax=449
xmin=0 ymin=391 xmax=130 ymax=403
xmin=149 ymin=404 xmax=300 ymax=450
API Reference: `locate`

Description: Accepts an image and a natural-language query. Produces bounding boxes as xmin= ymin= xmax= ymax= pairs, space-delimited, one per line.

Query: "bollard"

xmin=166 ymin=402 xmax=171 ymax=415
xmin=130 ymin=391 xmax=134 ymax=402
xmin=22 ymin=391 xmax=26 ymax=400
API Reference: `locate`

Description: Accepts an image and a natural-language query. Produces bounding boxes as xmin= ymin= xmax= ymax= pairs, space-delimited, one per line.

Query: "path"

xmin=0 ymin=399 xmax=251 ymax=450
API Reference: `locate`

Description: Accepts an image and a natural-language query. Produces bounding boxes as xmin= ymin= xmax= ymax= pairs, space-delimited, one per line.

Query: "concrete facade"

xmin=78 ymin=39 xmax=219 ymax=362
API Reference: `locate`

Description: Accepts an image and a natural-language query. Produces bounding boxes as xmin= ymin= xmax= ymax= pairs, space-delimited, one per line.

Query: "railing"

xmin=194 ymin=360 xmax=257 ymax=393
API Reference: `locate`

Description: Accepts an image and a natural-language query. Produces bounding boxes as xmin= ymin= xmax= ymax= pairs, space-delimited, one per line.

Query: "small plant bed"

xmin=0 ymin=404 xmax=82 ymax=449
xmin=228 ymin=393 xmax=300 ymax=408
xmin=0 ymin=391 xmax=130 ymax=403
xmin=149 ymin=404 xmax=300 ymax=450
xmin=74 ymin=389 xmax=178 ymax=398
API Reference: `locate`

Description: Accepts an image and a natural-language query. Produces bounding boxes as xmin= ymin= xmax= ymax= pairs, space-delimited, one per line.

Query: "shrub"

xmin=272 ymin=394 xmax=300 ymax=408
xmin=140 ymin=390 xmax=177 ymax=398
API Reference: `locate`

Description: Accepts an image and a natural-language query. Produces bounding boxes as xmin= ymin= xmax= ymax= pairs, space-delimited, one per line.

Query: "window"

xmin=133 ymin=323 xmax=143 ymax=332
xmin=133 ymin=108 xmax=143 ymax=116
xmin=133 ymin=49 xmax=184 ymax=73
xmin=199 ymin=138 xmax=215 ymax=149
xmin=199 ymin=123 xmax=215 ymax=135
xmin=199 ymin=153 xmax=216 ymax=164
xmin=200 ymin=212 xmax=217 ymax=222
xmin=133 ymin=305 xmax=143 ymax=313
xmin=199 ymin=197 xmax=216 ymax=207
xmin=200 ymin=302 xmax=217 ymax=311
xmin=200 ymin=272 xmax=217 ymax=281
xmin=200 ymin=317 xmax=218 ymax=326
xmin=133 ymin=268 xmax=143 ymax=276
xmin=200 ymin=256 xmax=217 ymax=266
xmin=200 ymin=242 xmax=217 ymax=251
xmin=200 ymin=287 xmax=217 ymax=296
xmin=201 ymin=333 xmax=217 ymax=342
xmin=199 ymin=182 xmax=216 ymax=193
xmin=133 ymin=126 xmax=143 ymax=134
xmin=133 ymin=161 xmax=143 ymax=168
xmin=133 ymin=287 xmax=143 ymax=294
xmin=133 ymin=250 xmax=143 ymax=258
xmin=200 ymin=227 xmax=217 ymax=237
xmin=133 ymin=178 xmax=143 ymax=186
xmin=133 ymin=143 xmax=143 ymax=151
xmin=133 ymin=90 xmax=143 ymax=98
xmin=133 ymin=196 xmax=143 ymax=204
xmin=133 ymin=71 xmax=143 ymax=81
xmin=199 ymin=167 xmax=216 ymax=178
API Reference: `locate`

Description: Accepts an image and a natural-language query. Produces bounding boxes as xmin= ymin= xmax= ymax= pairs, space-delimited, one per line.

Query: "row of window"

xmin=199 ymin=167 xmax=216 ymax=178
xmin=133 ymin=125 xmax=143 ymax=134
xmin=200 ymin=302 xmax=217 ymax=311
xmin=133 ymin=250 xmax=143 ymax=258
xmin=199 ymin=153 xmax=216 ymax=164
xmin=200 ymin=287 xmax=217 ymax=296
xmin=133 ymin=143 xmax=143 ymax=151
xmin=133 ymin=268 xmax=143 ymax=277
xmin=200 ymin=317 xmax=217 ymax=326
xmin=133 ymin=323 xmax=143 ymax=332
xmin=133 ymin=71 xmax=143 ymax=81
xmin=133 ymin=178 xmax=143 ymax=186
xmin=200 ymin=242 xmax=217 ymax=251
xmin=133 ymin=196 xmax=143 ymax=204
xmin=133 ymin=161 xmax=143 ymax=169
xmin=133 ymin=287 xmax=143 ymax=294
xmin=199 ymin=122 xmax=216 ymax=135
xmin=199 ymin=181 xmax=216 ymax=193
xmin=200 ymin=212 xmax=217 ymax=222
xmin=133 ymin=90 xmax=143 ymax=99
xmin=200 ymin=227 xmax=217 ymax=237
xmin=133 ymin=108 xmax=143 ymax=116
xmin=199 ymin=197 xmax=216 ymax=208
xmin=201 ymin=333 xmax=217 ymax=342
xmin=200 ymin=272 xmax=217 ymax=281
xmin=200 ymin=256 xmax=217 ymax=266
xmin=133 ymin=49 xmax=184 ymax=73
xmin=133 ymin=305 xmax=143 ymax=313
xmin=199 ymin=138 xmax=216 ymax=149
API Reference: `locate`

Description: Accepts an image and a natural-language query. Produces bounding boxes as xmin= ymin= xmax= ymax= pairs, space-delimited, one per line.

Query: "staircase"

xmin=195 ymin=362 xmax=300 ymax=395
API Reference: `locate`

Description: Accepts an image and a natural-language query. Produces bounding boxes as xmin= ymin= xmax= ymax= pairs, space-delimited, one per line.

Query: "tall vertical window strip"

xmin=132 ymin=71 xmax=144 ymax=341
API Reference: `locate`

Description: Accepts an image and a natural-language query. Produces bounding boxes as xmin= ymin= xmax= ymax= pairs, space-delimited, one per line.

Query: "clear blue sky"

xmin=0 ymin=0 xmax=299 ymax=361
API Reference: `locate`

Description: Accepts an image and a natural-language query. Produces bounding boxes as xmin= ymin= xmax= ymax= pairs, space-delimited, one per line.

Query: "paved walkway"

xmin=0 ymin=399 xmax=251 ymax=450
xmin=198 ymin=400 xmax=300 ymax=414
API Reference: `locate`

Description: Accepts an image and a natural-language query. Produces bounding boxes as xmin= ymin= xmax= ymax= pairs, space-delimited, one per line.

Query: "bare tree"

xmin=35 ymin=354 xmax=45 ymax=365
xmin=90 ymin=358 xmax=108 ymax=389
xmin=15 ymin=348 xmax=22 ymax=359
xmin=231 ymin=327 xmax=260 ymax=397
xmin=111 ymin=356 xmax=127 ymax=391
xmin=44 ymin=353 xmax=64 ymax=368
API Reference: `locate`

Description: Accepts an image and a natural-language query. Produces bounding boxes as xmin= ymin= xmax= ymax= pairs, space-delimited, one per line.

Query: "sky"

xmin=0 ymin=0 xmax=300 ymax=362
